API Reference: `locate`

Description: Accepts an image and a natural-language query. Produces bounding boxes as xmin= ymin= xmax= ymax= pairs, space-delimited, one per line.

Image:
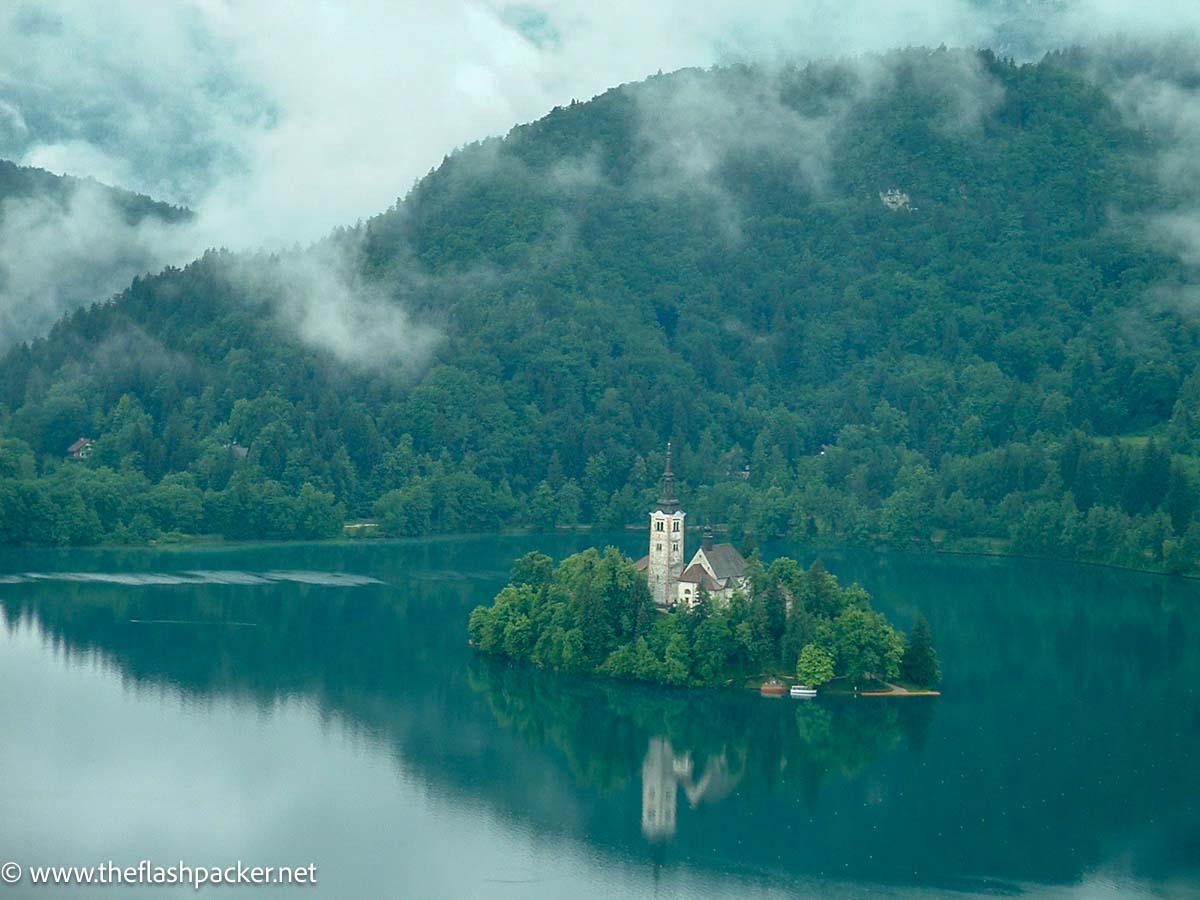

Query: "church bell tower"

xmin=648 ymin=442 xmax=686 ymax=607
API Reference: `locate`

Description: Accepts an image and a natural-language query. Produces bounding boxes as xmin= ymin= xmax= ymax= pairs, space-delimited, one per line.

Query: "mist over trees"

xmin=2 ymin=50 xmax=1200 ymax=570
xmin=0 ymin=160 xmax=192 ymax=347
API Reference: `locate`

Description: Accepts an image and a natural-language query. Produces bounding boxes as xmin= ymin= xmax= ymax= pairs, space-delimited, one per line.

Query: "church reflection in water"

xmin=641 ymin=736 xmax=741 ymax=840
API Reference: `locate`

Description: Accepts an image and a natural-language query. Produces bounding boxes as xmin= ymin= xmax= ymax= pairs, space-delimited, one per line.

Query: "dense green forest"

xmin=2 ymin=49 xmax=1200 ymax=572
xmin=469 ymin=548 xmax=935 ymax=690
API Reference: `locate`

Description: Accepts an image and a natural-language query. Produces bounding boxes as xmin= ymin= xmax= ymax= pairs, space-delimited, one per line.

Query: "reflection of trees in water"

xmin=804 ymin=547 xmax=1200 ymax=696
xmin=468 ymin=654 xmax=920 ymax=839
xmin=0 ymin=573 xmax=473 ymax=704
xmin=7 ymin=541 xmax=1199 ymax=888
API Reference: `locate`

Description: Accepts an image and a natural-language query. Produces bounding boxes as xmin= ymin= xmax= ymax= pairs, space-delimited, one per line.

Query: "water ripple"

xmin=2 ymin=570 xmax=383 ymax=587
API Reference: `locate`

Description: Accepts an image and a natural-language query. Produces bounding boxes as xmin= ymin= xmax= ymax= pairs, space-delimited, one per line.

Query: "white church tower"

xmin=647 ymin=442 xmax=686 ymax=607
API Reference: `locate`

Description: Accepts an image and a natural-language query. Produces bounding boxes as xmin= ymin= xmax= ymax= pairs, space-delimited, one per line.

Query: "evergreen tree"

xmin=899 ymin=615 xmax=940 ymax=688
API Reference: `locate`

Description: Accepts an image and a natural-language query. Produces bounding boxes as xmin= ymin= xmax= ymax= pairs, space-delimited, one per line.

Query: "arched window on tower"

xmin=672 ymin=521 xmax=680 ymax=532
xmin=656 ymin=521 xmax=664 ymax=532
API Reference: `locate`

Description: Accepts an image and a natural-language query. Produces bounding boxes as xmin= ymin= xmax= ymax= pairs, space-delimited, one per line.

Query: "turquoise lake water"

xmin=0 ymin=535 xmax=1196 ymax=897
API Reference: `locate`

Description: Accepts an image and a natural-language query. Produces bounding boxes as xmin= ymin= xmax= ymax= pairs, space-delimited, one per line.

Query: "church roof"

xmin=655 ymin=442 xmax=680 ymax=513
xmin=699 ymin=543 xmax=747 ymax=582
xmin=679 ymin=563 xmax=721 ymax=591
xmin=634 ymin=555 xmax=650 ymax=571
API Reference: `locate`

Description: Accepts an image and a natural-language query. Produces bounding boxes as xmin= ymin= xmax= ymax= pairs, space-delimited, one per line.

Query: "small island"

xmin=469 ymin=445 xmax=939 ymax=693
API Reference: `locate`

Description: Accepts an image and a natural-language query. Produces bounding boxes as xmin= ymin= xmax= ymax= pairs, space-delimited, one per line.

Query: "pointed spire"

xmin=656 ymin=441 xmax=679 ymax=513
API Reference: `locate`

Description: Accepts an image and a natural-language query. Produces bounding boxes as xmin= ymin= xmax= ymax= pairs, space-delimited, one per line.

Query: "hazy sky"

xmin=0 ymin=0 xmax=1195 ymax=248
xmin=0 ymin=1 xmax=1198 ymax=348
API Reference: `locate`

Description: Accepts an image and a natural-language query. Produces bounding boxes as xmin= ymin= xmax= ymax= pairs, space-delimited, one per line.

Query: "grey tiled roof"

xmin=680 ymin=563 xmax=721 ymax=591
xmin=701 ymin=543 xmax=747 ymax=582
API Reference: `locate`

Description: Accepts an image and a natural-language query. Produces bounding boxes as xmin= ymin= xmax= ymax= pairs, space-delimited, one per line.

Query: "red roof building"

xmin=66 ymin=438 xmax=94 ymax=460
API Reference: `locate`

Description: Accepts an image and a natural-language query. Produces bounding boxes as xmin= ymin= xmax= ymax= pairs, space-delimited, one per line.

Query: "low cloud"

xmin=1078 ymin=38 xmax=1200 ymax=317
xmin=5 ymin=1 xmax=1169 ymax=249
xmin=2 ymin=1 xmax=1200 ymax=351
xmin=630 ymin=48 xmax=1003 ymax=238
xmin=226 ymin=236 xmax=441 ymax=373
xmin=0 ymin=181 xmax=195 ymax=345
xmin=631 ymin=68 xmax=836 ymax=239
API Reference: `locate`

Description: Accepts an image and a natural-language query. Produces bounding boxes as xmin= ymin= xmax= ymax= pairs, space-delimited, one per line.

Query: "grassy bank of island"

xmin=468 ymin=548 xmax=939 ymax=692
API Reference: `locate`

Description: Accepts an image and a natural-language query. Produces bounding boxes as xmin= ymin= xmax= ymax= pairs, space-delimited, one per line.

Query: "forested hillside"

xmin=2 ymin=49 xmax=1200 ymax=572
xmin=0 ymin=160 xmax=190 ymax=224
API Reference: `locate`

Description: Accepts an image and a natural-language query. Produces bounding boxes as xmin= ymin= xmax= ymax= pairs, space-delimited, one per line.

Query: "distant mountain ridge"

xmin=0 ymin=158 xmax=193 ymax=348
xmin=1 ymin=47 xmax=1199 ymax=575
xmin=0 ymin=159 xmax=192 ymax=225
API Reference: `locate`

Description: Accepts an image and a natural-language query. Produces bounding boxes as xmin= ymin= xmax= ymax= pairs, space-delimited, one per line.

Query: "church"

xmin=635 ymin=444 xmax=750 ymax=610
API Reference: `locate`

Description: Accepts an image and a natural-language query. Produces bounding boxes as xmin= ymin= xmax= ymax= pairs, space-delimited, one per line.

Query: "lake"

xmin=0 ymin=535 xmax=1197 ymax=898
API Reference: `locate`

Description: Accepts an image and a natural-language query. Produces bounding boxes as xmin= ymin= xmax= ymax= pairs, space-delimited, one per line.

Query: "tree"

xmin=374 ymin=481 xmax=433 ymax=536
xmin=796 ymin=643 xmax=835 ymax=687
xmin=1167 ymin=522 xmax=1200 ymax=574
xmin=663 ymin=633 xmax=691 ymax=685
xmin=577 ymin=576 xmax=617 ymax=665
xmin=557 ymin=479 xmax=583 ymax=525
xmin=292 ymin=483 xmax=344 ymax=538
xmin=468 ymin=605 xmax=495 ymax=648
xmin=503 ymin=612 xmax=534 ymax=659
xmin=834 ymin=607 xmax=903 ymax=685
xmin=631 ymin=637 xmax=665 ymax=682
xmin=529 ymin=481 xmax=557 ymax=531
xmin=748 ymin=582 xmax=786 ymax=668
xmin=0 ymin=438 xmax=36 ymax=479
xmin=691 ymin=614 xmax=734 ymax=685
xmin=61 ymin=491 xmax=103 ymax=545
xmin=510 ymin=551 xmax=554 ymax=587
xmin=370 ymin=435 xmax=417 ymax=494
xmin=899 ymin=616 xmax=940 ymax=688
xmin=148 ymin=475 xmax=204 ymax=533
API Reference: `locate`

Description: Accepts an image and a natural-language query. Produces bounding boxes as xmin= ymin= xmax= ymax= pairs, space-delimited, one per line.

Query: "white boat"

xmin=790 ymin=685 xmax=817 ymax=698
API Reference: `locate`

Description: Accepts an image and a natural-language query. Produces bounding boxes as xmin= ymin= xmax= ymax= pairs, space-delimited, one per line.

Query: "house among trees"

xmin=66 ymin=437 xmax=94 ymax=460
xmin=636 ymin=444 xmax=750 ymax=610
xmin=879 ymin=187 xmax=911 ymax=210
